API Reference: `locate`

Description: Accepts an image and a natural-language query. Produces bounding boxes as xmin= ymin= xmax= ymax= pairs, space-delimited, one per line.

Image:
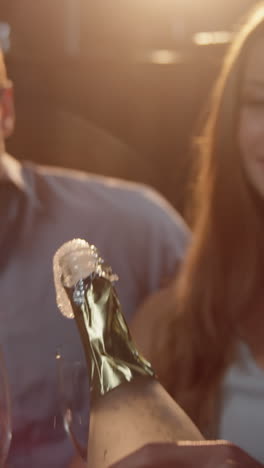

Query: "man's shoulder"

xmin=20 ymin=160 xmax=190 ymax=315
xmin=24 ymin=161 xmax=188 ymax=234
xmin=25 ymin=160 xmax=148 ymax=202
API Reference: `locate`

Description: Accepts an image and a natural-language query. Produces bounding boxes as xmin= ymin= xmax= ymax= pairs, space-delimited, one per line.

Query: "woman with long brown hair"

xmin=131 ymin=2 xmax=264 ymax=462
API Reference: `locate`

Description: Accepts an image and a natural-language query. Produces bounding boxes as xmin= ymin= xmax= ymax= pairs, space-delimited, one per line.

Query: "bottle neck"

xmin=66 ymin=275 xmax=155 ymax=402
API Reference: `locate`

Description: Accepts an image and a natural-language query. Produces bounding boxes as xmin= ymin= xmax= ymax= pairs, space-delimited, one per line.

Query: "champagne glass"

xmin=56 ymin=350 xmax=89 ymax=462
xmin=0 ymin=345 xmax=12 ymax=466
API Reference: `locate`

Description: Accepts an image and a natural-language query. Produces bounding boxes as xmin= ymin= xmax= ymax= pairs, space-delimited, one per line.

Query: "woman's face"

xmin=238 ymin=37 xmax=264 ymax=198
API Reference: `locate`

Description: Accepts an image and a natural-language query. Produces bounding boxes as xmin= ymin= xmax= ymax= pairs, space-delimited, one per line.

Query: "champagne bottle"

xmin=53 ymin=239 xmax=203 ymax=468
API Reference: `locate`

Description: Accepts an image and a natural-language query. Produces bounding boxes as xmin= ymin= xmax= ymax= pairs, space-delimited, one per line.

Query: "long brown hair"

xmin=150 ymin=3 xmax=264 ymax=434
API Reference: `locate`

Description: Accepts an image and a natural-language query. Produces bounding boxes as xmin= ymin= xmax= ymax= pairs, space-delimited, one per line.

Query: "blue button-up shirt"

xmin=0 ymin=153 xmax=189 ymax=467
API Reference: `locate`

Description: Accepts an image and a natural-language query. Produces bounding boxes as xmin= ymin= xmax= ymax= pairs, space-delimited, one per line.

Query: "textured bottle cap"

xmin=53 ymin=238 xmax=118 ymax=318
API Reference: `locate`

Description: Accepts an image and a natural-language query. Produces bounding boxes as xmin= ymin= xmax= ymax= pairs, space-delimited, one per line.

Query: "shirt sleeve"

xmin=115 ymin=184 xmax=190 ymax=319
xmin=139 ymin=186 xmax=190 ymax=293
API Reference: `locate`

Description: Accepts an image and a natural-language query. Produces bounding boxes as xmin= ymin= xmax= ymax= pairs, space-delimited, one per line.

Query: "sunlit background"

xmin=0 ymin=0 xmax=259 ymax=211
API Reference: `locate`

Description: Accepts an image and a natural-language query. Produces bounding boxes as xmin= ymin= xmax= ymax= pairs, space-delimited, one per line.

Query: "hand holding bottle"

xmin=53 ymin=239 xmax=203 ymax=468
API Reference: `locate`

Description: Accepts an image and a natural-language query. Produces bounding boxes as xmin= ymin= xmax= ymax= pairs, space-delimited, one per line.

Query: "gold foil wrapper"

xmin=53 ymin=239 xmax=155 ymax=402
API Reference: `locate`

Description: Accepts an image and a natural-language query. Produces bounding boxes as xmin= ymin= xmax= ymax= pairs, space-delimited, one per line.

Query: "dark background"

xmin=0 ymin=0 xmax=258 ymax=212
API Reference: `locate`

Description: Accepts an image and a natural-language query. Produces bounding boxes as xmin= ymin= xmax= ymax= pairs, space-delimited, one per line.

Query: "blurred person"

xmin=131 ymin=2 xmax=264 ymax=463
xmin=0 ymin=49 xmax=189 ymax=466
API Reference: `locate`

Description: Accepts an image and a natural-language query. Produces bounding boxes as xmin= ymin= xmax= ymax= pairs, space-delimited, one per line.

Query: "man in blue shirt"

xmin=0 ymin=50 xmax=190 ymax=466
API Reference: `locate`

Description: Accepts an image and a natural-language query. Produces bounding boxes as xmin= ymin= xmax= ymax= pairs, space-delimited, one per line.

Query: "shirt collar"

xmin=0 ymin=152 xmax=42 ymax=209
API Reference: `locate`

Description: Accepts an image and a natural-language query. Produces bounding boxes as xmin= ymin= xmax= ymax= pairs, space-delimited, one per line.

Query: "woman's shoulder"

xmin=131 ymin=284 xmax=176 ymax=360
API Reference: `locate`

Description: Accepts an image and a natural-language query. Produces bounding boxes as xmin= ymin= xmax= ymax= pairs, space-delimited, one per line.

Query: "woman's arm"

xmin=131 ymin=284 xmax=174 ymax=360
